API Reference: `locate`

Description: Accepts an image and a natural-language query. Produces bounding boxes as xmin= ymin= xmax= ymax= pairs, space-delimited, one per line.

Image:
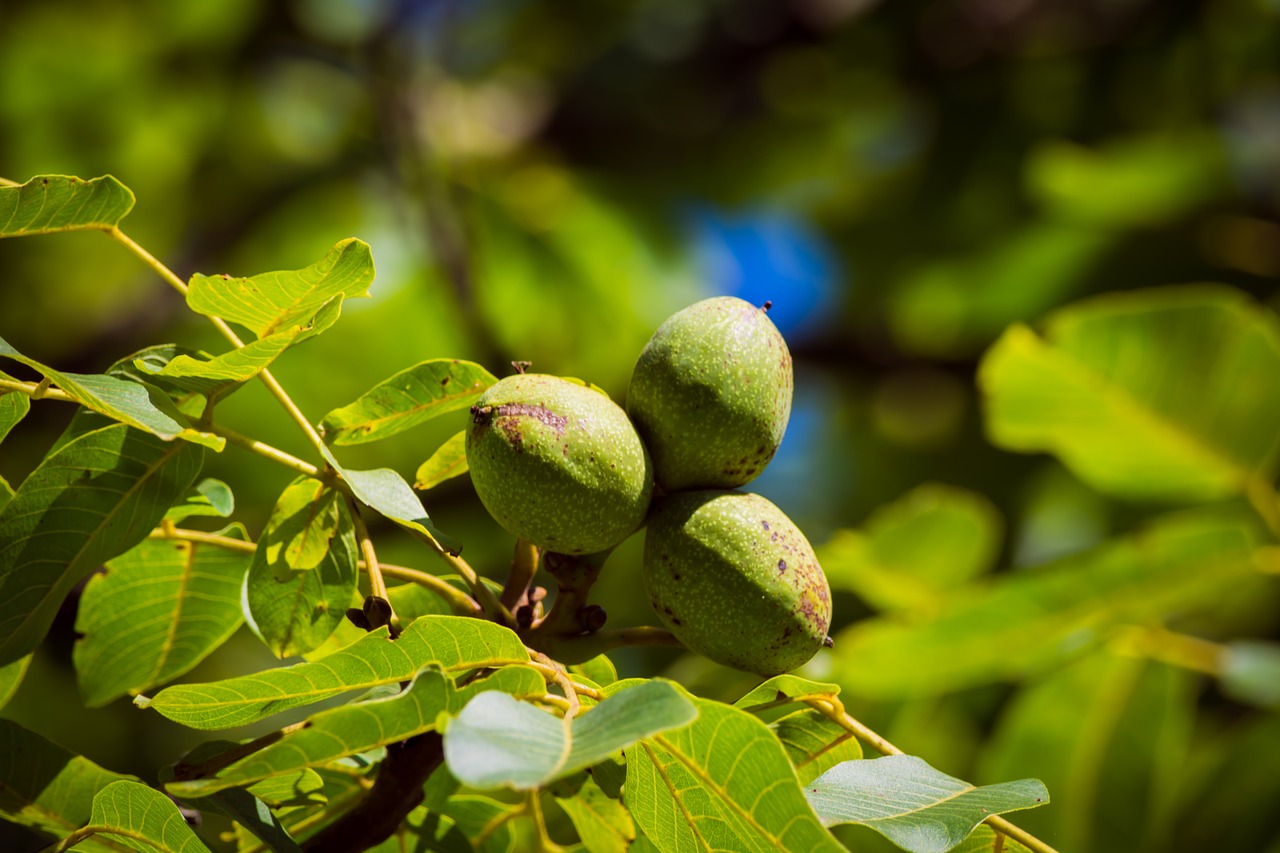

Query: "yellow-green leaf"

xmin=0 ymin=175 xmax=134 ymax=237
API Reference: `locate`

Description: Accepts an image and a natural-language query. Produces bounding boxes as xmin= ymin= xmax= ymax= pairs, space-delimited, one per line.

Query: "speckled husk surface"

xmin=466 ymin=374 xmax=653 ymax=555
xmin=626 ymin=296 xmax=793 ymax=492
xmin=643 ymin=489 xmax=831 ymax=676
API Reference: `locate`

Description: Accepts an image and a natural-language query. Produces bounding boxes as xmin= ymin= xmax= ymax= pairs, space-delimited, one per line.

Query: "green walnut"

xmin=466 ymin=374 xmax=653 ymax=555
xmin=626 ymin=296 xmax=793 ymax=492
xmin=644 ymin=489 xmax=831 ymax=676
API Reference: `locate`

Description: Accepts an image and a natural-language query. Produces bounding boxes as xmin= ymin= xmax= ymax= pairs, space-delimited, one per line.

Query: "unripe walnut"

xmin=644 ymin=490 xmax=831 ymax=676
xmin=626 ymin=296 xmax=793 ymax=492
xmin=465 ymin=374 xmax=653 ymax=555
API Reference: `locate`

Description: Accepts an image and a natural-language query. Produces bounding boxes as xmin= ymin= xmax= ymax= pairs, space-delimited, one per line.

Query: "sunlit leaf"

xmin=0 ymin=174 xmax=134 ymax=237
xmin=0 ymin=335 xmax=223 ymax=449
xmin=0 ymin=377 xmax=30 ymax=443
xmin=122 ymin=344 xmax=247 ymax=415
xmin=319 ymin=443 xmax=461 ymax=554
xmin=79 ymin=780 xmax=212 ymax=852
xmin=555 ymin=775 xmax=634 ymax=853
xmin=771 ymin=709 xmax=862 ymax=786
xmin=1219 ymin=641 xmax=1280 ymax=709
xmin=805 ymin=755 xmax=1048 ymax=853
xmin=0 ymin=423 xmax=204 ymax=668
xmin=444 ymin=679 xmax=697 ymax=790
xmin=625 ymin=693 xmax=844 ymax=852
xmin=733 ymin=674 xmax=841 ymax=711
xmin=321 ymin=359 xmax=496 ymax=446
xmin=980 ymin=285 xmax=1280 ymax=502
xmin=414 ymin=431 xmax=469 ymax=490
xmin=140 ymin=297 xmax=343 ymax=386
xmin=831 ymin=510 xmax=1261 ymax=698
xmin=139 ymin=616 xmax=529 ymax=729
xmin=168 ymin=665 xmax=544 ymax=797
xmin=821 ymin=483 xmax=1002 ymax=613
xmin=948 ymin=825 xmax=1034 ymax=853
xmin=569 ymin=654 xmax=618 ymax=689
xmin=245 ymin=478 xmax=358 ymax=658
xmin=185 ymin=238 xmax=374 ymax=339
xmin=245 ymin=769 xmax=327 ymax=808
xmin=73 ymin=524 xmax=250 ymax=707
xmin=303 ymin=579 xmax=458 ymax=660
xmin=0 ymin=718 xmax=135 ymax=852
xmin=164 ymin=478 xmax=235 ymax=523
xmin=365 ymin=804 xmax=475 ymax=853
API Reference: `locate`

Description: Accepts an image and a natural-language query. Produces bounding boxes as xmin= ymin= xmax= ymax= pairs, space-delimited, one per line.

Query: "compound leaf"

xmin=414 ymin=431 xmax=469 ymax=490
xmin=980 ymin=285 xmax=1280 ymax=502
xmin=185 ymin=238 xmax=374 ymax=339
xmin=245 ymin=478 xmax=358 ymax=659
xmin=804 ymin=755 xmax=1047 ymax=853
xmin=73 ymin=524 xmax=250 ymax=707
xmin=0 ymin=423 xmax=204 ymax=668
xmin=444 ymin=680 xmax=697 ymax=790
xmin=625 ymin=693 xmax=844 ymax=853
xmin=169 ymin=665 xmax=544 ymax=797
xmin=141 ymin=297 xmax=342 ymax=386
xmin=0 ymin=718 xmax=135 ymax=852
xmin=0 ymin=335 xmax=222 ymax=449
xmin=0 ymin=174 xmax=134 ymax=237
xmin=320 ymin=359 xmax=496 ymax=446
xmin=139 ymin=616 xmax=529 ymax=729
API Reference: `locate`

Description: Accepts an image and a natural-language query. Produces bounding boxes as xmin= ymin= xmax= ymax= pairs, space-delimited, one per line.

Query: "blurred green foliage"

xmin=2 ymin=0 xmax=1279 ymax=850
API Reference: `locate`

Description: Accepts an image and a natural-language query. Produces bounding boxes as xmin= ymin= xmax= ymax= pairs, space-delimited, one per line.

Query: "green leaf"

xmin=365 ymin=804 xmax=476 ymax=853
xmin=980 ymin=285 xmax=1280 ymax=502
xmin=0 ymin=174 xmax=134 ymax=237
xmin=978 ymin=652 xmax=1193 ymax=852
xmin=1220 ymin=641 xmax=1280 ymax=709
xmin=436 ymin=795 xmax=518 ymax=853
xmin=140 ymin=296 xmax=343 ymax=386
xmin=245 ymin=478 xmax=358 ymax=658
xmin=0 ymin=476 xmax=13 ymax=515
xmin=0 ymin=654 xmax=31 ymax=710
xmin=186 ymin=238 xmax=374 ymax=338
xmin=0 ymin=335 xmax=223 ymax=449
xmin=79 ymin=780 xmax=212 ymax=852
xmin=947 ymin=825 xmax=1034 ymax=853
xmin=1026 ymin=132 xmax=1226 ymax=228
xmin=164 ymin=478 xmax=234 ymax=523
xmin=245 ymin=769 xmax=327 ymax=808
xmin=830 ymin=510 xmax=1262 ymax=698
xmin=555 ymin=775 xmax=634 ymax=853
xmin=73 ymin=524 xmax=250 ymax=707
xmin=414 ymin=431 xmax=469 ymax=490
xmin=771 ymin=709 xmax=862 ymax=786
xmin=0 ymin=379 xmax=30 ymax=443
xmin=569 ymin=654 xmax=618 ymax=688
xmin=319 ymin=443 xmax=461 ymax=554
xmin=320 ymin=359 xmax=496 ymax=446
xmin=805 ymin=755 xmax=1048 ymax=853
xmin=0 ymin=423 xmax=204 ymax=668
xmin=189 ymin=787 xmax=305 ymax=853
xmin=303 ymin=579 xmax=458 ymax=660
xmin=444 ymin=680 xmax=697 ymax=790
xmin=0 ymin=718 xmax=135 ymax=851
xmin=734 ymin=674 xmax=841 ymax=711
xmin=169 ymin=665 xmax=544 ymax=797
xmin=139 ymin=615 xmax=529 ymax=729
xmin=821 ymin=484 xmax=1003 ymax=613
xmin=625 ymin=694 xmax=844 ymax=853
xmin=121 ymin=344 xmax=248 ymax=415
